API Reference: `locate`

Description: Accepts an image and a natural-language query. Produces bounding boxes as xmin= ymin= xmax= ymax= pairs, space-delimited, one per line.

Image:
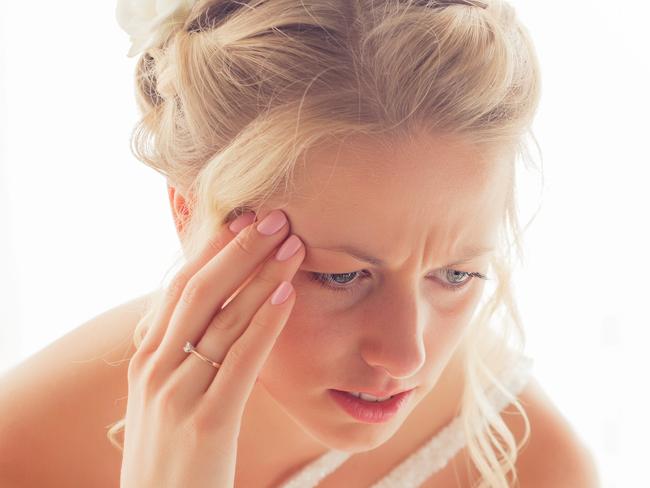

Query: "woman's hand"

xmin=119 ymin=209 xmax=305 ymax=488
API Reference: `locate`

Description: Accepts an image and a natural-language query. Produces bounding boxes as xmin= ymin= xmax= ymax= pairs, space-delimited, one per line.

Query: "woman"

xmin=0 ymin=0 xmax=599 ymax=486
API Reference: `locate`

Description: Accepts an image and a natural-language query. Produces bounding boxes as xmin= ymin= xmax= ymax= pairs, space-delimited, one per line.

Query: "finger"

xmin=137 ymin=211 xmax=256 ymax=355
xmin=156 ymin=209 xmax=291 ymax=371
xmin=172 ymin=234 xmax=304 ymax=402
xmin=202 ymin=280 xmax=296 ymax=423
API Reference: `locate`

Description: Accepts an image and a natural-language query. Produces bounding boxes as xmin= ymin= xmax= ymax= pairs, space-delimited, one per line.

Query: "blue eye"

xmin=444 ymin=269 xmax=473 ymax=287
xmin=308 ymin=271 xmax=369 ymax=294
xmin=308 ymin=269 xmax=489 ymax=294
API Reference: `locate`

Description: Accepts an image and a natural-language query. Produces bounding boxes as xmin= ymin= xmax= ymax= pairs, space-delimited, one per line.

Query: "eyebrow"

xmin=312 ymin=244 xmax=495 ymax=267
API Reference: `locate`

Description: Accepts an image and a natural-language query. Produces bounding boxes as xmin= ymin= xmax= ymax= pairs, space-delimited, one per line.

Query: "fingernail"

xmin=257 ymin=210 xmax=288 ymax=236
xmin=275 ymin=235 xmax=302 ymax=261
xmin=229 ymin=212 xmax=256 ymax=234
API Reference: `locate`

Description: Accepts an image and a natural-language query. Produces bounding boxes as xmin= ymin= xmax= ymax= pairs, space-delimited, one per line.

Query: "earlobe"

xmin=167 ymin=183 xmax=192 ymax=237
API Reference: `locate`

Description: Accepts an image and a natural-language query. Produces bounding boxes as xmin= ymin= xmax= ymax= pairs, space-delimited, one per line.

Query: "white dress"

xmin=277 ymin=356 xmax=534 ymax=488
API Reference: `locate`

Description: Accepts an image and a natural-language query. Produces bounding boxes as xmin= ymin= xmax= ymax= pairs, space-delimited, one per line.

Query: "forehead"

xmin=268 ymin=131 xmax=510 ymax=262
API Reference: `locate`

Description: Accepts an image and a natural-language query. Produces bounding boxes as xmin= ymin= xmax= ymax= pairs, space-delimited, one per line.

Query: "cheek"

xmin=258 ymin=294 xmax=343 ymax=392
xmin=429 ymin=276 xmax=486 ymax=312
xmin=439 ymin=292 xmax=483 ymax=338
xmin=421 ymin=307 xmax=466 ymax=355
xmin=421 ymin=283 xmax=487 ymax=364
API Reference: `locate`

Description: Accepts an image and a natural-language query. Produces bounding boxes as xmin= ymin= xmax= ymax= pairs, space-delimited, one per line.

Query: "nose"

xmin=359 ymin=288 xmax=427 ymax=379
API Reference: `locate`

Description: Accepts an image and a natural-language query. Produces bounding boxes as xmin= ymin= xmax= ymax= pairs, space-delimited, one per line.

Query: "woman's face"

xmin=254 ymin=130 xmax=511 ymax=452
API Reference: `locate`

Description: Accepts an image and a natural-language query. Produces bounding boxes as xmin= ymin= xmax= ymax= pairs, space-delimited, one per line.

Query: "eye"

xmin=437 ymin=269 xmax=488 ymax=291
xmin=308 ymin=269 xmax=489 ymax=294
xmin=308 ymin=270 xmax=370 ymax=294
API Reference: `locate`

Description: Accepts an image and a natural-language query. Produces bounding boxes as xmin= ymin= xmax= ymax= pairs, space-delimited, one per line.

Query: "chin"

xmin=314 ymin=419 xmax=404 ymax=453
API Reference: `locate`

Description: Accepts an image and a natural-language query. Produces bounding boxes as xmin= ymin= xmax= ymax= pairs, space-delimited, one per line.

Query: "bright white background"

xmin=1 ymin=2 xmax=648 ymax=486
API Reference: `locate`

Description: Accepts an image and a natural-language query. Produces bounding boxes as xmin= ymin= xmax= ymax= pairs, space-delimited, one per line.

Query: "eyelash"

xmin=308 ymin=269 xmax=489 ymax=295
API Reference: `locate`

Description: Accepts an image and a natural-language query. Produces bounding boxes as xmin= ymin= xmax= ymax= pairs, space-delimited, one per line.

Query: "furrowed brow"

xmin=314 ymin=244 xmax=495 ymax=268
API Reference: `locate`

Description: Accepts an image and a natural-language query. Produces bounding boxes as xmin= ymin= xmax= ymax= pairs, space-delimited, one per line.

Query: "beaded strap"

xmin=278 ymin=450 xmax=352 ymax=488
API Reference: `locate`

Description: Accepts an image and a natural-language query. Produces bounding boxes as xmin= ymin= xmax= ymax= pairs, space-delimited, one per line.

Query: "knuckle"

xmin=129 ymin=353 xmax=163 ymax=394
xmin=126 ymin=360 xmax=141 ymax=387
xmin=155 ymin=380 xmax=183 ymax=415
xmin=134 ymin=337 xmax=156 ymax=357
xmin=127 ymin=349 xmax=154 ymax=381
xmin=205 ymin=232 xmax=230 ymax=254
xmin=181 ymin=276 xmax=206 ymax=306
xmin=127 ymin=351 xmax=147 ymax=379
xmin=190 ymin=407 xmax=220 ymax=433
xmin=188 ymin=410 xmax=236 ymax=448
xmin=167 ymin=270 xmax=192 ymax=300
xmin=219 ymin=343 xmax=245 ymax=378
xmin=232 ymin=231 xmax=256 ymax=258
xmin=255 ymin=271 xmax=280 ymax=288
xmin=249 ymin=314 xmax=274 ymax=331
xmin=210 ymin=310 xmax=235 ymax=330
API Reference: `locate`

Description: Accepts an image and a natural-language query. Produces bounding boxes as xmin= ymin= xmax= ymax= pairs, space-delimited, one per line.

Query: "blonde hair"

xmin=108 ymin=1 xmax=543 ymax=486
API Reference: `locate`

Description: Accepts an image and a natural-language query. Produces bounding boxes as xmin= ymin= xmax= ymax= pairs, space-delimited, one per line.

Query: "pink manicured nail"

xmin=271 ymin=281 xmax=293 ymax=305
xmin=229 ymin=212 xmax=256 ymax=233
xmin=275 ymin=235 xmax=302 ymax=261
xmin=257 ymin=210 xmax=288 ymax=235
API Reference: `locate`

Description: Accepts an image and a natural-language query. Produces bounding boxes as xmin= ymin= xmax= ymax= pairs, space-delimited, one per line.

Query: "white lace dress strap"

xmin=278 ymin=450 xmax=352 ymax=488
xmin=277 ymin=355 xmax=534 ymax=488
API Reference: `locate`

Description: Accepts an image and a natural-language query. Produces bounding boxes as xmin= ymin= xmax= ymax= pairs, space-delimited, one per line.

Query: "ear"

xmin=167 ymin=182 xmax=192 ymax=239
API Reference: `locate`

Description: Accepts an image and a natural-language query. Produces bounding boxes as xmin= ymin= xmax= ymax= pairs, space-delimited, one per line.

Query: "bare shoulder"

xmin=0 ymin=290 xmax=158 ymax=488
xmin=420 ymin=374 xmax=600 ymax=488
xmin=502 ymin=376 xmax=601 ymax=488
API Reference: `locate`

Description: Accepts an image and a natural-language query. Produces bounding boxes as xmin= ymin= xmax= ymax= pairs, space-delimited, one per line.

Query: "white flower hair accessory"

xmin=116 ymin=0 xmax=200 ymax=58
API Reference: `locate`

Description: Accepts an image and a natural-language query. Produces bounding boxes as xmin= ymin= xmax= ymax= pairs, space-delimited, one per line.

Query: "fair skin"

xmin=0 ymin=129 xmax=599 ymax=487
xmin=170 ymin=129 xmax=511 ymax=486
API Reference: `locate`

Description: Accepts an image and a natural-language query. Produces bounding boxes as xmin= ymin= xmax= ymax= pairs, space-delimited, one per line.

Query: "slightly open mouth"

xmin=340 ymin=391 xmax=397 ymax=402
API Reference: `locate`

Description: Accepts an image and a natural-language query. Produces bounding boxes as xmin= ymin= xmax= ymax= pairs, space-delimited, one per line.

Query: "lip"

xmin=328 ymin=388 xmax=414 ymax=423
